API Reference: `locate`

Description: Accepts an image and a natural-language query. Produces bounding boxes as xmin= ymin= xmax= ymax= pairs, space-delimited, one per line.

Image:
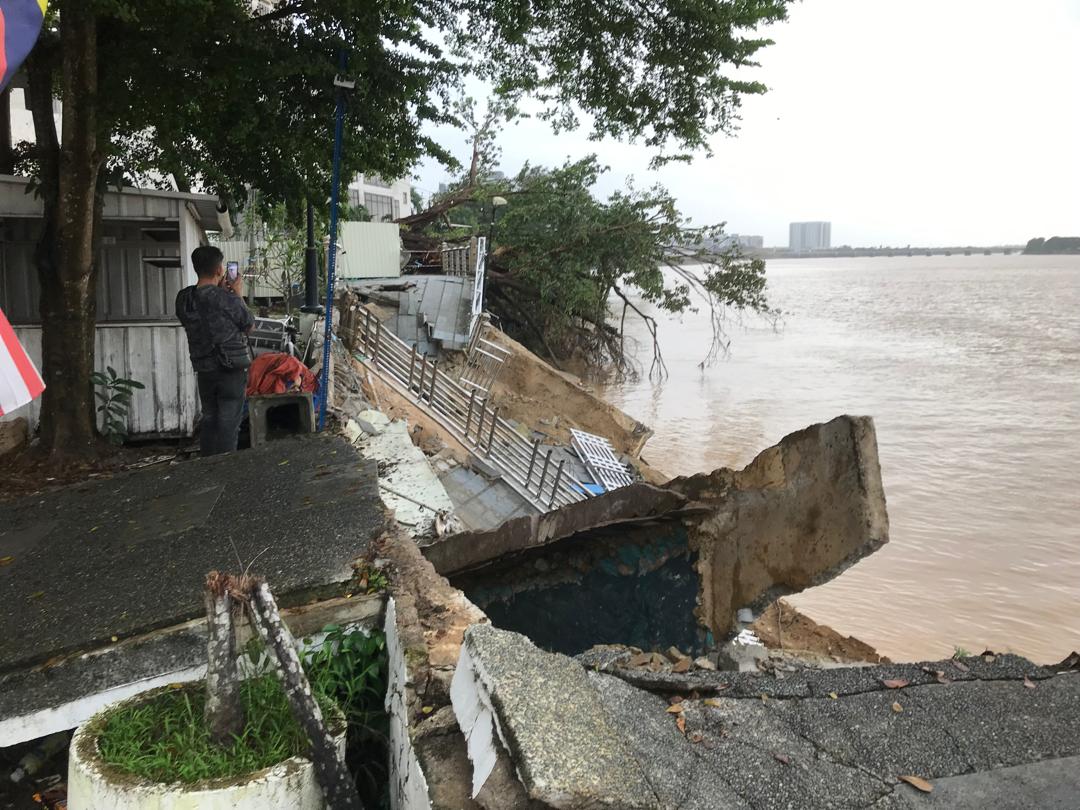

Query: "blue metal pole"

xmin=317 ymin=50 xmax=347 ymax=431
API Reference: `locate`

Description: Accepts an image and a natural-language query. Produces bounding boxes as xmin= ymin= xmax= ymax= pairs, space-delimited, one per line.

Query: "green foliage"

xmin=1024 ymin=236 xmax=1080 ymax=254
xmin=472 ymin=155 xmax=771 ymax=373
xmin=304 ymin=626 xmax=389 ymax=805
xmin=90 ymin=367 xmax=145 ymax=445
xmin=26 ymin=0 xmax=791 ymax=206
xmin=953 ymin=646 xmax=972 ymax=659
xmin=97 ymin=625 xmax=389 ymax=790
xmin=97 ymin=678 xmax=338 ymax=783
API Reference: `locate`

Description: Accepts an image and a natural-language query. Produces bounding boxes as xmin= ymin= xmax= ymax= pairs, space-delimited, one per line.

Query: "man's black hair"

xmin=192 ymin=245 xmax=224 ymax=279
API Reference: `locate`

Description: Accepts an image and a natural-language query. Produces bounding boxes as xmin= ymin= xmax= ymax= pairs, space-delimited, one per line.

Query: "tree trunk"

xmin=36 ymin=5 xmax=104 ymax=454
xmin=204 ymin=572 xmax=244 ymax=746
xmin=247 ymin=581 xmax=362 ymax=810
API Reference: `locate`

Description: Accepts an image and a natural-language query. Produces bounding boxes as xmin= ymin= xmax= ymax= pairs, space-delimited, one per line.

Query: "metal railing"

xmin=339 ymin=299 xmax=590 ymax=512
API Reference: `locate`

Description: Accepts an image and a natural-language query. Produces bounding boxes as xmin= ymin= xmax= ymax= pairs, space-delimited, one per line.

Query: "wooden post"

xmin=487 ymin=406 xmax=499 ymax=453
xmin=246 ymin=581 xmax=362 ymax=810
xmin=549 ymin=460 xmax=565 ymax=507
xmin=429 ymin=360 xmax=438 ymax=404
xmin=372 ymin=319 xmax=382 ymax=369
xmin=204 ymin=572 xmax=243 ymax=746
xmin=465 ymin=389 xmax=476 ymax=439
xmin=526 ymin=439 xmax=540 ymax=486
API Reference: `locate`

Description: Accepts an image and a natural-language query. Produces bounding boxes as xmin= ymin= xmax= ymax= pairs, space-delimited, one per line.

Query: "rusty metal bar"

xmin=549 ymin=460 xmax=565 ymax=507
xmin=407 ymin=345 xmax=418 ymax=393
xmin=486 ymin=406 xmax=499 ymax=452
xmin=525 ymin=438 xmax=540 ymax=486
xmin=416 ymin=355 xmax=427 ymax=401
xmin=537 ymin=449 xmax=553 ymax=494
xmin=465 ymin=389 xmax=477 ymax=439
xmin=372 ymin=319 xmax=382 ymax=368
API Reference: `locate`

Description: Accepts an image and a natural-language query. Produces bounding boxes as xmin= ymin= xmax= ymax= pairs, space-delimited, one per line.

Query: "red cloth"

xmin=246 ymin=353 xmax=318 ymax=397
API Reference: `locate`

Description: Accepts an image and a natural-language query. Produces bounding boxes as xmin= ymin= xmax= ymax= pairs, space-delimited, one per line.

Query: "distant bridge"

xmin=752 ymin=245 xmax=1027 ymax=259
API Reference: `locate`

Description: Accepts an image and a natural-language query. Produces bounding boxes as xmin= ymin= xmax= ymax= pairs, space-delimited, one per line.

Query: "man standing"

xmin=176 ymin=246 xmax=254 ymax=456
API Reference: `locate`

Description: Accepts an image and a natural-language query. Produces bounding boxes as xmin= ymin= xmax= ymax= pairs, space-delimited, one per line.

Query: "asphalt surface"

xmin=466 ymin=626 xmax=1080 ymax=809
xmin=0 ymin=434 xmax=386 ymax=673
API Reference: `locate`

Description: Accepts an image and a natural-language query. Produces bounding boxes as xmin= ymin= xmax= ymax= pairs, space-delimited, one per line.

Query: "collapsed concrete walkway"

xmin=453 ymin=624 xmax=1080 ymax=809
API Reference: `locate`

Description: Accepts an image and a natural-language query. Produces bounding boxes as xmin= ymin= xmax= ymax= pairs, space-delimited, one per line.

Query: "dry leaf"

xmin=952 ymin=659 xmax=970 ymax=672
xmin=670 ymin=695 xmax=684 ymax=705
xmin=675 ymin=715 xmax=686 ymax=734
xmin=828 ymin=692 xmax=839 ymax=700
xmin=666 ymin=704 xmax=685 ymax=714
xmin=688 ymin=731 xmax=704 ymax=744
xmin=898 ymin=775 xmax=933 ymax=793
xmin=882 ymin=679 xmax=910 ymax=689
xmin=168 ymin=682 xmax=186 ymax=690
xmin=1023 ymin=676 xmax=1037 ymax=689
xmin=0 ymin=556 xmax=14 ymax=566
xmin=627 ymin=652 xmax=652 ymax=668
xmin=983 ymin=654 xmax=996 ymax=663
xmin=934 ymin=671 xmax=950 ymax=685
xmin=672 ymin=657 xmax=691 ymax=673
xmin=774 ymin=753 xmax=791 ymax=766
xmin=892 ymin=702 xmax=903 ymax=713
xmin=703 ymin=698 xmax=723 ymax=708
xmin=760 ymin=693 xmax=769 ymax=704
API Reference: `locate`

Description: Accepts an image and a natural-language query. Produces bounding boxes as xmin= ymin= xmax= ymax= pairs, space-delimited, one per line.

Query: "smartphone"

xmin=226 ymin=261 xmax=240 ymax=282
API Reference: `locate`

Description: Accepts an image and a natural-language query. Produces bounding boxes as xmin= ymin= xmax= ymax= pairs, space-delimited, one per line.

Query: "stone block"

xmin=247 ymin=393 xmax=315 ymax=448
xmin=0 ymin=417 xmax=28 ymax=456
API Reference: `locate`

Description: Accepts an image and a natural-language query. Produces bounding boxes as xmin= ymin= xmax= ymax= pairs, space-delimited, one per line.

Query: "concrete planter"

xmin=68 ymin=685 xmax=346 ymax=810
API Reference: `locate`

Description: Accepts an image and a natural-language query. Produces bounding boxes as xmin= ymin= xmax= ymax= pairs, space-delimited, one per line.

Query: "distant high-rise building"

xmin=789 ymin=221 xmax=831 ymax=251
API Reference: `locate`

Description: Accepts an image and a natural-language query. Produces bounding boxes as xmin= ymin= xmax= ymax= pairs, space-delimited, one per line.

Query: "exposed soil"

xmin=751 ymin=599 xmax=890 ymax=664
xmin=1 ymin=441 xmax=196 ymax=503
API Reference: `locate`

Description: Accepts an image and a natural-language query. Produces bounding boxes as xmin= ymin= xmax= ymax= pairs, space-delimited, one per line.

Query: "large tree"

xmin=18 ymin=0 xmax=789 ymax=455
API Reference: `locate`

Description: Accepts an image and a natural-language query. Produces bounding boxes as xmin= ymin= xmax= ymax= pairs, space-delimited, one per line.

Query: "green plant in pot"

xmin=67 ymin=572 xmax=367 ymax=809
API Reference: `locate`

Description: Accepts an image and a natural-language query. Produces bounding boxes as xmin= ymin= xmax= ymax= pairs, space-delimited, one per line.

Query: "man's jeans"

xmin=196 ymin=368 xmax=248 ymax=456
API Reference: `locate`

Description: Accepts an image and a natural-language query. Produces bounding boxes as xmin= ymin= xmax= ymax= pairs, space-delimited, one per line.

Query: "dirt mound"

xmin=483 ymin=329 xmax=656 ymax=462
xmin=752 ymin=600 xmax=889 ymax=664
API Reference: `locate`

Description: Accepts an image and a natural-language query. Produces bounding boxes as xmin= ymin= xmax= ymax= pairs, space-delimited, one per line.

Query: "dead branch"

xmin=246 ymin=580 xmax=362 ymax=810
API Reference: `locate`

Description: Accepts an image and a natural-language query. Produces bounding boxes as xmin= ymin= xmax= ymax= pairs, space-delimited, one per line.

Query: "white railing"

xmin=340 ymin=299 xmax=589 ymax=512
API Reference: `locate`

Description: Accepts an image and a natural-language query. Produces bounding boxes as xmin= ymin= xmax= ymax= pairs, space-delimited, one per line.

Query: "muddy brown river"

xmin=601 ymin=255 xmax=1080 ymax=663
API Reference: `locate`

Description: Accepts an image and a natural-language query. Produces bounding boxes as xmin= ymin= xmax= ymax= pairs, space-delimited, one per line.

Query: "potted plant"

xmin=67 ymin=573 xmax=362 ymax=809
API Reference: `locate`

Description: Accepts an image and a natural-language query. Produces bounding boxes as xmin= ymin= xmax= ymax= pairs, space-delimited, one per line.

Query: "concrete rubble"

xmin=424 ymin=416 xmax=888 ymax=657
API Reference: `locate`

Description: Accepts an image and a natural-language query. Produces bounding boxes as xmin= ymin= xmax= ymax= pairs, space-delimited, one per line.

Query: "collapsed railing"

xmin=339 ymin=298 xmax=590 ymax=512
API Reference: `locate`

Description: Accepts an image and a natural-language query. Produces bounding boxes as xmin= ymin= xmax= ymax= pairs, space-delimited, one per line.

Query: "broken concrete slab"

xmin=429 ymin=416 xmax=887 ymax=657
xmin=672 ymin=415 xmax=889 ymax=639
xmin=449 ymin=626 xmax=1080 ymax=810
xmin=354 ymin=418 xmax=455 ymax=538
xmin=452 ymin=624 xmax=657 ymax=809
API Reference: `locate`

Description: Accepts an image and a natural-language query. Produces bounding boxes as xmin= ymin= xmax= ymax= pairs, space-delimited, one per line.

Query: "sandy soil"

xmin=752 ymin=599 xmax=889 ymax=664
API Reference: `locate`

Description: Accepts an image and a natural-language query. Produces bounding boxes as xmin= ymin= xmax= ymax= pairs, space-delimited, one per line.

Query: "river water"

xmin=600 ymin=255 xmax=1080 ymax=663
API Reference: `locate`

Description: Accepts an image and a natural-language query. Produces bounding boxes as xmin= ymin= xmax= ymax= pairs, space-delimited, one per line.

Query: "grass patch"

xmin=97 ymin=677 xmax=338 ymax=784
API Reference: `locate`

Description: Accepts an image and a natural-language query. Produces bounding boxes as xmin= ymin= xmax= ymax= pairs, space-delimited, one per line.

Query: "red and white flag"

xmin=0 ymin=306 xmax=45 ymax=415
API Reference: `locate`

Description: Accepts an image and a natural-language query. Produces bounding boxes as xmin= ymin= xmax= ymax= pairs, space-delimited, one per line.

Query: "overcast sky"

xmin=414 ymin=1 xmax=1080 ymax=248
